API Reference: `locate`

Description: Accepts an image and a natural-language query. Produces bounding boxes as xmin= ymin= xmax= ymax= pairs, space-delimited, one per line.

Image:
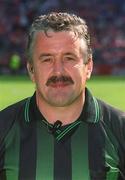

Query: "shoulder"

xmin=0 ymin=98 xmax=28 ymax=144
xmin=0 ymin=98 xmax=28 ymax=120
xmin=97 ymin=99 xmax=125 ymax=144
xmin=97 ymin=99 xmax=125 ymax=122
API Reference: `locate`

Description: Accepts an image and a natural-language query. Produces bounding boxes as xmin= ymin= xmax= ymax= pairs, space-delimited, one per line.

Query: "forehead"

xmin=33 ymin=31 xmax=87 ymax=52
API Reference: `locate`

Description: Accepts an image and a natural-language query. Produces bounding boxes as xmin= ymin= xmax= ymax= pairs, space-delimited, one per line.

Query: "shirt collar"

xmin=24 ymin=88 xmax=101 ymax=124
xmin=82 ymin=88 xmax=101 ymax=123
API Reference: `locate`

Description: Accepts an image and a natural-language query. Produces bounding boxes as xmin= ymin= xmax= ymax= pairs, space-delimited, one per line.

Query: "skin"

xmin=27 ymin=31 xmax=93 ymax=125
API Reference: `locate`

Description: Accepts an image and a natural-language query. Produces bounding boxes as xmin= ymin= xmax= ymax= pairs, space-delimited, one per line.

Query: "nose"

xmin=53 ymin=59 xmax=64 ymax=75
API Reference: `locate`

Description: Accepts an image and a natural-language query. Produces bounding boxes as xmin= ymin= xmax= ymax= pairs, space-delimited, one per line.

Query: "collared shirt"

xmin=0 ymin=88 xmax=125 ymax=180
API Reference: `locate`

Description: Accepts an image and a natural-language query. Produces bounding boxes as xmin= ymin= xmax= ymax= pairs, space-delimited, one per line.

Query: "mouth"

xmin=49 ymin=82 xmax=72 ymax=88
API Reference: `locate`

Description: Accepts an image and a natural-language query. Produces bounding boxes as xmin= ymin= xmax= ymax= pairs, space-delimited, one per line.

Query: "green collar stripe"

xmin=56 ymin=121 xmax=81 ymax=141
xmin=42 ymin=119 xmax=53 ymax=128
xmin=92 ymin=97 xmax=100 ymax=123
xmin=24 ymin=97 xmax=31 ymax=123
xmin=42 ymin=119 xmax=61 ymax=134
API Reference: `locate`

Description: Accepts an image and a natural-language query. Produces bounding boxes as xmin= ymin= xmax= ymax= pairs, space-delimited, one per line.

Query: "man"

xmin=0 ymin=12 xmax=125 ymax=180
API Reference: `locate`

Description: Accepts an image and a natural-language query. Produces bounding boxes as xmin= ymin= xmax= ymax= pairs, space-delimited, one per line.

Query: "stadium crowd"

xmin=0 ymin=0 xmax=125 ymax=75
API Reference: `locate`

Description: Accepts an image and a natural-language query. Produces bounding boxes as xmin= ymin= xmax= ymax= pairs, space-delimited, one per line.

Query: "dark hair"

xmin=26 ymin=12 xmax=92 ymax=63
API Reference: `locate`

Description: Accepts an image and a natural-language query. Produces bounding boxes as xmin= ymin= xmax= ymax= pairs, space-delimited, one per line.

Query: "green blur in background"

xmin=0 ymin=75 xmax=125 ymax=111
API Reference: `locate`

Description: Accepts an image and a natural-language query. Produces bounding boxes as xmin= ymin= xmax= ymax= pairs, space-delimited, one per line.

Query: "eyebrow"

xmin=39 ymin=53 xmax=52 ymax=58
xmin=64 ymin=52 xmax=78 ymax=58
xmin=39 ymin=52 xmax=78 ymax=59
xmin=64 ymin=52 xmax=76 ymax=56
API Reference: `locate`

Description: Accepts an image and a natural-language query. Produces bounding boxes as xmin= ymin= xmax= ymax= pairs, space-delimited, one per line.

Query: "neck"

xmin=36 ymin=92 xmax=85 ymax=125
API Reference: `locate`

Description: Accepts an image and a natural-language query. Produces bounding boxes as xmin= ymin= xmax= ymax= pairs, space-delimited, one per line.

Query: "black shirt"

xmin=0 ymin=88 xmax=125 ymax=180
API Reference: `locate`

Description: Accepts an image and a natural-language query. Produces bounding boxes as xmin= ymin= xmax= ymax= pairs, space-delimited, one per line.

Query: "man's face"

xmin=27 ymin=31 xmax=93 ymax=107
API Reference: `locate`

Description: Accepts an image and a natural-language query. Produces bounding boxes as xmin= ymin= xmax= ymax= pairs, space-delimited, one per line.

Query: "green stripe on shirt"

xmin=72 ymin=122 xmax=90 ymax=180
xmin=4 ymin=122 xmax=20 ymax=180
xmin=36 ymin=120 xmax=54 ymax=180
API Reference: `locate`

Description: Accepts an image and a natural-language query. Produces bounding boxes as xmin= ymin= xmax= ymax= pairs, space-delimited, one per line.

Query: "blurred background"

xmin=0 ymin=0 xmax=125 ymax=110
xmin=0 ymin=0 xmax=125 ymax=75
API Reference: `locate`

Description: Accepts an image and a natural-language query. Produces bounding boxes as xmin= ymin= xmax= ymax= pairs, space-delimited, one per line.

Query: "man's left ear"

xmin=27 ymin=62 xmax=35 ymax=82
xmin=86 ymin=58 xmax=93 ymax=79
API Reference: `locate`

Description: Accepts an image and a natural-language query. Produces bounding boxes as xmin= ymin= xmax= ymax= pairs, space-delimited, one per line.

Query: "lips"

xmin=49 ymin=81 xmax=72 ymax=88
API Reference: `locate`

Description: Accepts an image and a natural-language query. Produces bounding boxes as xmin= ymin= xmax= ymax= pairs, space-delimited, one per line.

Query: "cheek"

xmin=66 ymin=67 xmax=83 ymax=84
xmin=73 ymin=66 xmax=88 ymax=84
xmin=72 ymin=64 xmax=85 ymax=77
xmin=36 ymin=69 xmax=53 ymax=88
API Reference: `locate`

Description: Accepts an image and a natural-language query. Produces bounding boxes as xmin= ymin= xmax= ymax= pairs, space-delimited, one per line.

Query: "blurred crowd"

xmin=0 ymin=0 xmax=125 ymax=75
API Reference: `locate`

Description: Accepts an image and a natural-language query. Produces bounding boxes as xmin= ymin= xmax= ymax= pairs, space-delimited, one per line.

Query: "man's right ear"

xmin=27 ymin=63 xmax=35 ymax=82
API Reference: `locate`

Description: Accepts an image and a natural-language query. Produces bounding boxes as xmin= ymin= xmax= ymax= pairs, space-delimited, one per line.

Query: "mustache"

xmin=46 ymin=75 xmax=74 ymax=86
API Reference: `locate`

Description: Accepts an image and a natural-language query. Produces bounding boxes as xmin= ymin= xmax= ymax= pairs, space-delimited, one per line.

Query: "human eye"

xmin=64 ymin=56 xmax=76 ymax=62
xmin=41 ymin=56 xmax=52 ymax=63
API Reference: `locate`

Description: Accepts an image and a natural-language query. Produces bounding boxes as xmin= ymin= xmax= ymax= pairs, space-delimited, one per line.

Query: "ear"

xmin=86 ymin=58 xmax=93 ymax=80
xmin=27 ymin=62 xmax=35 ymax=82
